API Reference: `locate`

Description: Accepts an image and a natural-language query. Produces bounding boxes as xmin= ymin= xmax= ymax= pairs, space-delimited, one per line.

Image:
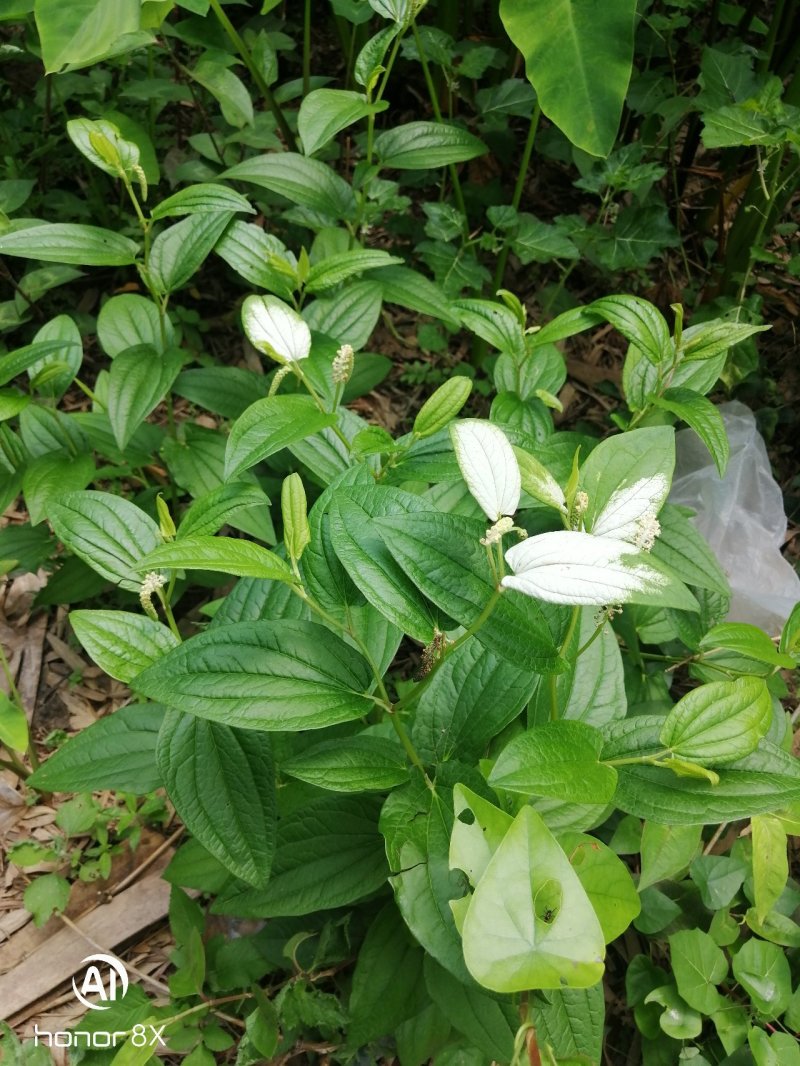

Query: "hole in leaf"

xmin=457 ymin=808 xmax=476 ymax=825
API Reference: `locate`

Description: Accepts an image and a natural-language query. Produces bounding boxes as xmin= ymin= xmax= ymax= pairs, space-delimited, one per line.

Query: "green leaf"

xmin=354 ymin=25 xmax=399 ymax=91
xmin=191 ymin=57 xmax=253 ymax=128
xmin=654 ymin=387 xmax=730 ymax=476
xmin=638 ymin=823 xmax=701 ymax=891
xmin=0 ymin=691 xmax=28 ymax=754
xmin=305 ymin=249 xmax=401 ymax=293
xmin=97 ymin=293 xmax=175 ymax=357
xmin=0 ymin=223 xmax=139 ymax=265
xmin=107 ymin=345 xmax=183 ymax=451
xmin=413 ymin=376 xmax=473 ymax=439
xmin=376 ymin=510 xmax=562 ymax=672
xmin=378 ymin=265 xmax=459 ymax=329
xmin=348 ymin=902 xmax=426 ymax=1045
xmin=148 ymin=213 xmax=233 ymax=295
xmin=281 ymin=472 xmax=309 ymax=564
xmin=751 ymin=814 xmax=789 ymax=924
xmin=499 ymin=0 xmax=636 ymax=156
xmin=668 ymin=929 xmax=728 ymax=1014
xmin=303 ymin=280 xmax=383 ymax=350
xmin=413 ymin=639 xmax=537 ymax=764
xmin=211 ymin=794 xmax=387 ymax=917
xmin=590 ymin=295 xmax=670 ymax=366
xmin=602 ymin=717 xmax=800 ymax=823
xmin=459 ymin=806 xmax=605 ymax=992
xmin=698 ymin=622 xmax=796 ymax=672
xmin=328 ymin=487 xmax=440 ymax=643
xmin=225 ymin=395 xmax=336 ymax=480
xmin=680 ymin=318 xmax=769 ymax=362
xmin=133 ymin=619 xmax=374 ymax=731
xmin=558 ymin=831 xmax=640 ymax=943
xmin=22 ymin=452 xmax=95 ymax=526
xmin=138 ymin=536 xmax=293 ymax=582
xmin=151 ymin=183 xmax=255 ymax=220
xmin=49 ymin=491 xmax=162 ymax=591
xmin=489 ymin=722 xmax=618 ymax=804
xmin=223 ymin=152 xmax=356 ymax=220
xmin=660 ymin=677 xmax=772 ymax=766
xmin=213 ymin=219 xmax=295 ymax=300
xmin=35 ymin=0 xmax=140 ymax=73
xmin=27 ymin=704 xmax=163 ymax=793
xmin=514 ymin=446 xmax=567 ymax=513
xmin=281 ymin=735 xmax=408 ymax=793
xmin=530 ymin=986 xmax=605 ymax=1065
xmin=510 ymin=214 xmax=579 ymax=264
xmin=28 ymin=313 xmax=83 ymax=398
xmin=383 ymin=785 xmax=474 ymax=985
xmin=650 ymin=504 xmax=730 ymax=597
xmin=71 ymin=609 xmax=178 ymax=683
xmin=298 ymin=88 xmax=375 ymax=156
xmin=177 ymin=482 xmax=269 ymax=539
xmin=424 ymin=957 xmax=515 ymax=1060
xmin=452 ymin=298 xmax=526 ymax=358
xmin=374 ymin=121 xmax=487 ymax=170
xmin=157 ymin=710 xmax=276 ymax=887
xmin=450 ymin=785 xmax=514 ymax=889
xmin=0 ymin=340 xmax=75 ymax=389
xmin=644 ymin=984 xmax=702 ymax=1039
xmin=23 ymin=873 xmax=70 ymax=926
xmin=731 ymin=937 xmax=791 ymax=1018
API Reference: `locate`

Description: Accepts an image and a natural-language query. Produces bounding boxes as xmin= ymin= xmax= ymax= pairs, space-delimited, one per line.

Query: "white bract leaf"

xmin=450 ymin=419 xmax=521 ymax=521
xmin=590 ymin=474 xmax=668 ymax=546
xmin=502 ymin=530 xmax=669 ymax=606
xmin=242 ymin=295 xmax=311 ymax=364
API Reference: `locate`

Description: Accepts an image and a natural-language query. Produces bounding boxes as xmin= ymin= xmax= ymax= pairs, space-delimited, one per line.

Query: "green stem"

xmin=411 ymin=19 xmax=468 ymax=226
xmin=158 ymin=590 xmax=182 ymax=642
xmin=576 ymin=620 xmax=606 ymax=658
xmin=294 ymin=364 xmax=352 ymax=452
xmin=493 ymin=103 xmax=541 ymax=291
xmin=303 ymin=0 xmax=311 ymax=97
xmin=550 ymin=605 xmax=580 ymax=721
xmin=0 ymin=755 xmax=29 ymax=778
xmin=605 ymin=750 xmax=670 ymax=769
xmin=207 ymin=0 xmax=297 ymax=150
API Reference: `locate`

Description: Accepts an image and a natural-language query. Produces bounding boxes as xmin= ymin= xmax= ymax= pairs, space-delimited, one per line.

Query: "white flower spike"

xmin=502 ymin=530 xmax=668 ymax=607
xmin=450 ymin=419 xmax=521 ymax=522
xmin=242 ymin=294 xmax=311 ymax=365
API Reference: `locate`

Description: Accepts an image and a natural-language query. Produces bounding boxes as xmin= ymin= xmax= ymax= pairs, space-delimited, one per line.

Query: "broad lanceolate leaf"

xmin=151 ymin=183 xmax=255 ymax=220
xmin=49 ymin=491 xmax=162 ymax=591
xmin=503 ymin=531 xmax=697 ymax=610
xmin=328 ymin=484 xmax=441 ymax=642
xmin=450 ymin=419 xmax=521 ymax=521
xmin=177 ymin=482 xmax=269 ymax=539
xmin=223 ymin=153 xmax=356 ymax=220
xmin=97 ymin=293 xmax=175 ymax=357
xmin=298 ymin=88 xmax=376 ymax=157
xmin=107 ymin=345 xmax=183 ymax=451
xmin=138 ymin=537 xmax=293 ymax=582
xmin=225 ymin=394 xmax=335 ymax=480
xmin=413 ymin=639 xmax=538 ymax=763
xmin=413 ymin=377 xmax=472 ymax=439
xmin=602 ymin=717 xmax=800 ymax=824
xmin=654 ymin=387 xmax=730 ymax=476
xmin=71 ymin=610 xmax=178 ymax=683
xmin=133 ymin=620 xmax=374 ymax=731
xmin=22 ymin=452 xmax=95 ymax=526
xmin=0 ymin=223 xmax=139 ymax=266
xmin=212 ymin=794 xmax=387 ymax=917
xmin=751 ymin=814 xmax=789 ymax=925
xmin=499 ymin=0 xmax=637 ymax=157
xmin=241 ymin=295 xmax=311 ymax=364
xmin=282 ymin=735 xmax=408 ymax=793
xmin=157 ymin=710 xmax=276 ymax=887
xmin=459 ymin=806 xmax=605 ymax=992
xmin=680 ymin=319 xmax=769 ymax=362
xmin=0 ymin=341 xmax=74 ymax=389
xmin=590 ymin=295 xmax=671 ymax=365
xmin=35 ymin=0 xmax=140 ymax=73
xmin=489 ymin=722 xmax=618 ymax=804
xmin=27 ymin=704 xmax=163 ymax=794
xmin=305 ymin=249 xmax=402 ymax=293
xmin=376 ymin=511 xmax=563 ymax=672
xmin=148 ymin=212 xmax=233 ymax=295
xmin=374 ymin=121 xmax=487 ymax=170
xmin=659 ymin=677 xmax=772 ymax=766
xmin=514 ymin=446 xmax=567 ymax=513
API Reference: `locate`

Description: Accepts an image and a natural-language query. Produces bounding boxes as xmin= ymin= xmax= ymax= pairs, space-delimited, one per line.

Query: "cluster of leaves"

xmin=0 ymin=1 xmax=798 ymax=1065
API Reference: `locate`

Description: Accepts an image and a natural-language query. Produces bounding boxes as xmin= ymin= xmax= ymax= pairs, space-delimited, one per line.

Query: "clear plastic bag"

xmin=669 ymin=400 xmax=800 ymax=636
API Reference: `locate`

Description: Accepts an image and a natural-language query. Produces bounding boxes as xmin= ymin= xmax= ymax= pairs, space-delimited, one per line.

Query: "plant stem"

xmin=549 ymin=605 xmax=580 ymax=721
xmin=411 ymin=19 xmax=468 ymax=226
xmin=493 ymin=103 xmax=541 ymax=291
xmin=207 ymin=0 xmax=297 ymax=150
xmin=303 ymin=0 xmax=312 ymax=97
